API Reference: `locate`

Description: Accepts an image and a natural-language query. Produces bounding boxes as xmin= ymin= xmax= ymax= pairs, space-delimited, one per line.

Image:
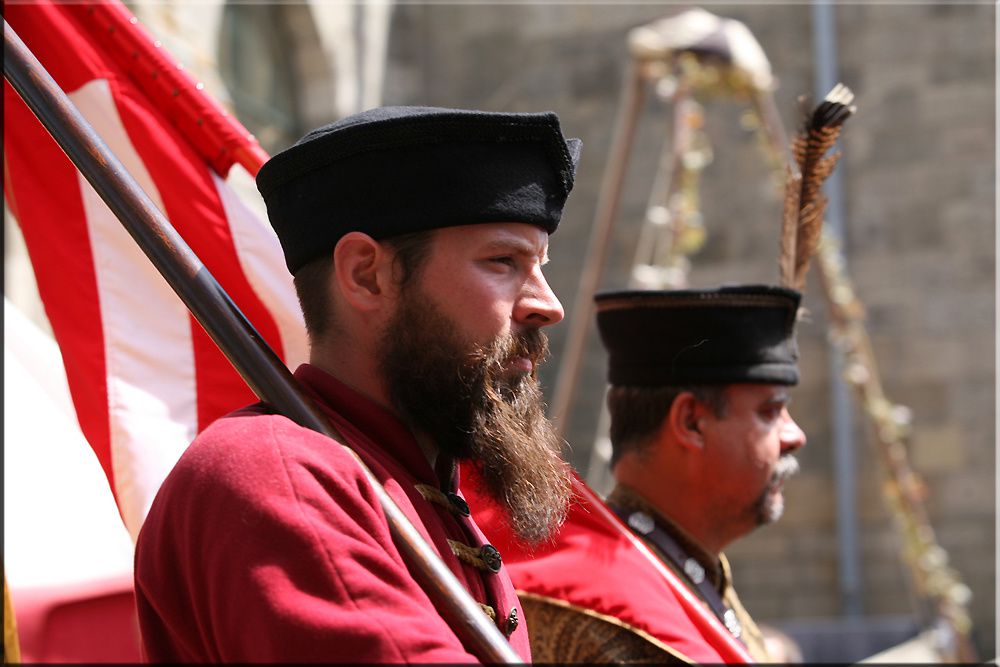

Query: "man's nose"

xmin=513 ymin=267 xmax=564 ymax=327
xmin=780 ymin=410 xmax=807 ymax=453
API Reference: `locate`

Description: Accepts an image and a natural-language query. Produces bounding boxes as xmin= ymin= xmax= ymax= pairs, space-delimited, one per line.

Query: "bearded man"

xmin=473 ymin=285 xmax=807 ymax=663
xmin=133 ymin=107 xmax=578 ymax=662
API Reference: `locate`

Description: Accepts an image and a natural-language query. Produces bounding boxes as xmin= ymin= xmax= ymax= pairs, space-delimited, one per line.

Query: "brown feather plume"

xmin=779 ymin=83 xmax=856 ymax=290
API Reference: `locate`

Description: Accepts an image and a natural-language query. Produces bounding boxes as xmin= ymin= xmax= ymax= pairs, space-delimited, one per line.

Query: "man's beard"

xmin=378 ymin=287 xmax=571 ymax=545
xmin=752 ymin=454 xmax=800 ymax=525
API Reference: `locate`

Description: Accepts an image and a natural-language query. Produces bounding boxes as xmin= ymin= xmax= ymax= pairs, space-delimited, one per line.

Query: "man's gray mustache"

xmin=772 ymin=455 xmax=800 ymax=485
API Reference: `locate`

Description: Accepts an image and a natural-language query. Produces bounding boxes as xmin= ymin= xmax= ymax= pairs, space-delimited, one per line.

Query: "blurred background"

xmin=4 ymin=1 xmax=995 ymax=662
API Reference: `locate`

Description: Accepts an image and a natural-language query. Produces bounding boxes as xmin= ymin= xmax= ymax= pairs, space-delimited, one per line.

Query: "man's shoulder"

xmin=195 ymin=402 xmax=322 ymax=445
xmin=139 ymin=402 xmax=391 ymax=560
xmin=167 ymin=403 xmax=366 ymax=497
xmin=198 ymin=401 xmax=348 ymax=450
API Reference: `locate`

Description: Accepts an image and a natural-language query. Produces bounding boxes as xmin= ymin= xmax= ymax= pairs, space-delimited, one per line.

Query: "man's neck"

xmin=616 ymin=482 xmax=727 ymax=559
xmin=613 ymin=466 xmax=731 ymax=557
xmin=607 ymin=483 xmax=726 ymax=588
xmin=308 ymin=348 xmax=440 ymax=472
xmin=309 ymin=344 xmax=390 ymax=412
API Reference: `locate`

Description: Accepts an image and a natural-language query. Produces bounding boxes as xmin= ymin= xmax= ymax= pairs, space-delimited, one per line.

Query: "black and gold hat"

xmin=595 ymin=285 xmax=801 ymax=387
xmin=256 ymin=106 xmax=582 ymax=274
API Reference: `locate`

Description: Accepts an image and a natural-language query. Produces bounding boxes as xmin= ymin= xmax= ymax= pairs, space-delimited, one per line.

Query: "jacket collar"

xmin=293 ymin=363 xmax=457 ymax=489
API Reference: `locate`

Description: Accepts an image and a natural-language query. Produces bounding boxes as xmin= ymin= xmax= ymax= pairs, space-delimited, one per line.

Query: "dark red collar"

xmin=293 ymin=363 xmax=455 ymax=489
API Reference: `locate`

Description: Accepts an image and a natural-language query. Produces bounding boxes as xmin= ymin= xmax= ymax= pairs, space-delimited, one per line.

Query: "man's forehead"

xmin=433 ymin=222 xmax=551 ymax=256
xmin=728 ymin=383 xmax=791 ymax=402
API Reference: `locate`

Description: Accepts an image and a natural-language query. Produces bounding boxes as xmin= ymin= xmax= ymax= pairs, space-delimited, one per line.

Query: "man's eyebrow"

xmin=482 ymin=238 xmax=550 ymax=263
xmin=765 ymin=391 xmax=791 ymax=405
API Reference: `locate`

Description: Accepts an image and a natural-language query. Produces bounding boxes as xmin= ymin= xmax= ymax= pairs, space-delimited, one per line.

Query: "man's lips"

xmin=506 ymin=356 xmax=534 ymax=374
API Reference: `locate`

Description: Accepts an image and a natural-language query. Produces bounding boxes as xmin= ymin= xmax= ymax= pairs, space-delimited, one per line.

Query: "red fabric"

xmin=466 ymin=469 xmax=753 ymax=663
xmin=135 ymin=365 xmax=530 ymax=663
xmin=11 ymin=574 xmax=142 ymax=663
xmin=4 ymin=49 xmax=111 ymax=494
xmin=3 ymin=0 xmax=282 ymax=506
xmin=53 ymin=2 xmax=264 ymax=177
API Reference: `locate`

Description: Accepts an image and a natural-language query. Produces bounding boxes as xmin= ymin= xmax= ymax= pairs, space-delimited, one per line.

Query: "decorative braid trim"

xmin=517 ymin=591 xmax=696 ymax=664
xmin=479 ymin=604 xmax=497 ymax=621
xmin=447 ymin=539 xmax=491 ymax=572
xmin=414 ymin=483 xmax=468 ymax=516
xmin=414 ymin=483 xmax=450 ymax=508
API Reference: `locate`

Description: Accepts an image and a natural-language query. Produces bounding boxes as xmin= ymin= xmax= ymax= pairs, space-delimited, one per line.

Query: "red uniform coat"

xmin=466 ymin=471 xmax=751 ymax=663
xmin=134 ymin=364 xmax=530 ymax=662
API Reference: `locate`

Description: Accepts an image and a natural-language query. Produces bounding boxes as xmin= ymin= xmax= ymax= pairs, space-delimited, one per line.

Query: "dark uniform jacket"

xmin=134 ymin=364 xmax=529 ymax=662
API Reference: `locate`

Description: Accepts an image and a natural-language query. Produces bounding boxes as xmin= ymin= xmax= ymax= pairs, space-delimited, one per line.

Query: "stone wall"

xmin=384 ymin=3 xmax=995 ymax=659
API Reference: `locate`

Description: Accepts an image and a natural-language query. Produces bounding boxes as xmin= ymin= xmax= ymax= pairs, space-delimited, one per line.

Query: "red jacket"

xmin=135 ymin=364 xmax=530 ymax=662
xmin=466 ymin=470 xmax=751 ymax=663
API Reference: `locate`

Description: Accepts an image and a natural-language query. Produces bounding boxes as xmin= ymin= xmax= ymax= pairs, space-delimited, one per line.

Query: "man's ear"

xmin=333 ymin=232 xmax=394 ymax=312
xmin=666 ymin=392 xmax=707 ymax=451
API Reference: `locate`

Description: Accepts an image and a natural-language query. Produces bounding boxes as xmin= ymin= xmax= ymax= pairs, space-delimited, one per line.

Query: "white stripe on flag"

xmin=72 ymin=80 xmax=197 ymax=538
xmin=4 ymin=298 xmax=136 ymax=589
xmin=213 ymin=168 xmax=309 ymax=371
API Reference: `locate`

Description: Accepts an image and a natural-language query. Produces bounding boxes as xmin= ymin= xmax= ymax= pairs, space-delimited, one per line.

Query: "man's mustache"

xmin=770 ymin=455 xmax=800 ymax=487
xmin=476 ymin=328 xmax=550 ymax=378
xmin=508 ymin=328 xmax=549 ymax=375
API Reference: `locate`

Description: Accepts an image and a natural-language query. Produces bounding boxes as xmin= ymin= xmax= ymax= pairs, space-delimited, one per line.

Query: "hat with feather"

xmin=595 ymin=85 xmax=855 ymax=388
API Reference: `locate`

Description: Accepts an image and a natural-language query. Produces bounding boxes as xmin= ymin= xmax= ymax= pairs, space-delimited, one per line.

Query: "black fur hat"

xmin=595 ymin=285 xmax=802 ymax=387
xmin=256 ymin=106 xmax=582 ymax=274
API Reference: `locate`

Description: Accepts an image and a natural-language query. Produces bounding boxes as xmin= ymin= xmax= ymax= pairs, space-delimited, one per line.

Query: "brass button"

xmin=480 ymin=544 xmax=502 ymax=573
xmin=504 ymin=607 xmax=519 ymax=636
xmin=447 ymin=491 xmax=471 ymax=517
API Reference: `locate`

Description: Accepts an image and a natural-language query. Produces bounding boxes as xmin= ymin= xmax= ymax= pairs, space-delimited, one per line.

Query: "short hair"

xmin=606 ymin=384 xmax=728 ymax=466
xmin=292 ymin=230 xmax=434 ymax=342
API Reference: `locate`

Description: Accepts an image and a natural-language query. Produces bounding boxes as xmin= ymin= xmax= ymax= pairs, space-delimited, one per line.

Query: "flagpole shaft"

xmin=3 ymin=20 xmax=518 ymax=664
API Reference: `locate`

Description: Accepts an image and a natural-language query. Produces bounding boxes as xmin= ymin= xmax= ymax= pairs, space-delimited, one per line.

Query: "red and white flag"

xmin=4 ymin=0 xmax=307 ymax=539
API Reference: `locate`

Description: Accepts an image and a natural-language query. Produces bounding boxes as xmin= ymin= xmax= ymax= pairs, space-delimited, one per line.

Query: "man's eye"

xmin=490 ymin=256 xmax=516 ymax=267
xmin=759 ymin=406 xmax=782 ymax=421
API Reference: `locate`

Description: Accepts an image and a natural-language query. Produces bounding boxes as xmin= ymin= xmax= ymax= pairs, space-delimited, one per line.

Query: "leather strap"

xmin=608 ymin=502 xmax=743 ymax=641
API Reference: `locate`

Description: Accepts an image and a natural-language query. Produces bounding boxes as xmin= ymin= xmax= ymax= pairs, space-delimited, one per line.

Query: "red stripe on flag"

xmin=108 ymin=79 xmax=284 ymax=429
xmin=65 ymin=2 xmax=267 ymax=177
xmin=3 ymin=84 xmax=114 ymax=496
xmin=4 ymin=2 xmax=114 ymax=94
